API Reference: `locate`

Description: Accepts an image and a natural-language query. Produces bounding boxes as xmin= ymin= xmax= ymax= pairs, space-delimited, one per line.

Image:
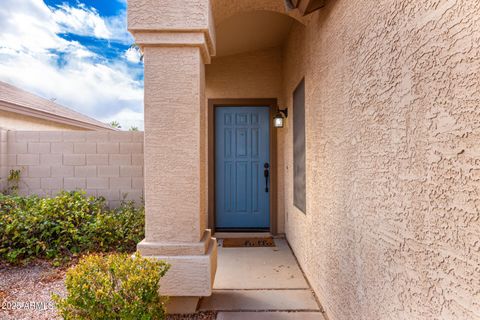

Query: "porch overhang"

xmin=286 ymin=0 xmax=326 ymax=16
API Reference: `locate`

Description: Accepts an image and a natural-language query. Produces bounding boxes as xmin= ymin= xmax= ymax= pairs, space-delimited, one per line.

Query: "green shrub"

xmin=53 ymin=252 xmax=169 ymax=320
xmin=0 ymin=191 xmax=144 ymax=264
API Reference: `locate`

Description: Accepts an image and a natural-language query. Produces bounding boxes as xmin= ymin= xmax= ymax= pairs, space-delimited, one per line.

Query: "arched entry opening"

xmin=206 ymin=7 xmax=306 ymax=235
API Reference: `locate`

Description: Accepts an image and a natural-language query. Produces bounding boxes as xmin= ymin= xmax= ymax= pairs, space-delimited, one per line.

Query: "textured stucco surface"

xmin=206 ymin=48 xmax=283 ymax=99
xmin=129 ymin=1 xmax=218 ymax=301
xmin=127 ymin=0 xmax=216 ymax=56
xmin=280 ymin=0 xmax=480 ymax=319
xmin=214 ymin=11 xmax=294 ymax=57
xmin=127 ymin=0 xmax=480 ymax=316
xmin=143 ymin=46 xmax=207 ymax=244
xmin=155 ymin=238 xmax=217 ymax=297
xmin=128 ymin=0 xmax=211 ymax=31
xmin=2 ymin=131 xmax=144 ymax=207
xmin=211 ymin=0 xmax=304 ymax=26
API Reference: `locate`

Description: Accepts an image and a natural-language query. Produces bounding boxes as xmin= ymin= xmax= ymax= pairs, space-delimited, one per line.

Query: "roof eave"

xmin=0 ymin=101 xmax=117 ymax=131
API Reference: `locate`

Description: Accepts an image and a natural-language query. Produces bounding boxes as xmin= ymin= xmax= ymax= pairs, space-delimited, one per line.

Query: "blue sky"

xmin=0 ymin=0 xmax=144 ymax=129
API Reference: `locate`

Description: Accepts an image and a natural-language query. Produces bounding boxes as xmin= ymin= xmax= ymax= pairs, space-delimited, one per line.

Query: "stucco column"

xmin=128 ymin=0 xmax=216 ymax=313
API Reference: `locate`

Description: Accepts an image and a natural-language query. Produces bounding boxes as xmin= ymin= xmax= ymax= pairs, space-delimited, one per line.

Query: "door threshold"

xmin=214 ymin=232 xmax=272 ymax=239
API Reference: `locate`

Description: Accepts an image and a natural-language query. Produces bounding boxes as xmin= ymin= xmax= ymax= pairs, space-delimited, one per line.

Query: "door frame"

xmin=208 ymin=98 xmax=278 ymax=235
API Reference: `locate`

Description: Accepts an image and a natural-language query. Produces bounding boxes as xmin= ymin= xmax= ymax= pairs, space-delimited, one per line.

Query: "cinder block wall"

xmin=5 ymin=131 xmax=144 ymax=207
xmin=0 ymin=128 xmax=8 ymax=191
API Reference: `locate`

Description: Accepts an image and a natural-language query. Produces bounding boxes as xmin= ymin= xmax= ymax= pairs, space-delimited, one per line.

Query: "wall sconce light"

xmin=273 ymin=108 xmax=288 ymax=128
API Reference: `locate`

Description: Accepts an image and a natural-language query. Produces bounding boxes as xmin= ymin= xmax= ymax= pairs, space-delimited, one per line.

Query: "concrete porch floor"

xmin=199 ymin=238 xmax=325 ymax=319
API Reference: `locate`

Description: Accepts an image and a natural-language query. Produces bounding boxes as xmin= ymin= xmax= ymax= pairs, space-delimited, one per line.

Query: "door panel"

xmin=215 ymin=106 xmax=270 ymax=229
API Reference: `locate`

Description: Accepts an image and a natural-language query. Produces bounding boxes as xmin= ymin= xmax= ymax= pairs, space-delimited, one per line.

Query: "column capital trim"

xmin=130 ymin=30 xmax=215 ymax=64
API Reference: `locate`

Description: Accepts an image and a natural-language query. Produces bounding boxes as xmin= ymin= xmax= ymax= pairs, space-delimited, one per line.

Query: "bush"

xmin=53 ymin=253 xmax=169 ymax=320
xmin=0 ymin=191 xmax=144 ymax=264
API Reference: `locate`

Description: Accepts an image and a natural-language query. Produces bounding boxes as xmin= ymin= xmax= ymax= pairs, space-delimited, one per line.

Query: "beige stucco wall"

xmin=4 ymin=131 xmax=144 ymax=207
xmin=207 ymin=48 xmax=283 ymax=99
xmin=0 ymin=109 xmax=86 ymax=131
xmin=142 ymin=46 xmax=208 ymax=244
xmin=280 ymin=0 xmax=480 ymax=319
xmin=211 ymin=0 xmax=303 ymax=26
xmin=206 ymin=47 xmax=287 ymax=232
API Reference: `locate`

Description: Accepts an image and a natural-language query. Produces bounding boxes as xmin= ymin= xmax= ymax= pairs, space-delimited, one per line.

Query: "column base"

xmin=166 ymin=297 xmax=200 ymax=314
xmin=138 ymin=231 xmax=217 ymax=300
xmin=138 ymin=230 xmax=212 ymax=256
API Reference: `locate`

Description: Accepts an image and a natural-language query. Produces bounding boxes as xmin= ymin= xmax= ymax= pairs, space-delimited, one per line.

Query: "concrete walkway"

xmin=199 ymin=238 xmax=325 ymax=320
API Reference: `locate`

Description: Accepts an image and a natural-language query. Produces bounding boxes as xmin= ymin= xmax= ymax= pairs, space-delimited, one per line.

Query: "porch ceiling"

xmin=215 ymin=10 xmax=295 ymax=57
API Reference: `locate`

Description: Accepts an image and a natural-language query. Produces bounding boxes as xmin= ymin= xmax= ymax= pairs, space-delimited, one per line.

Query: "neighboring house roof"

xmin=0 ymin=81 xmax=116 ymax=131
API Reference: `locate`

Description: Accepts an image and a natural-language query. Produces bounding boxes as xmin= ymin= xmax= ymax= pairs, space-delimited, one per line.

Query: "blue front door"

xmin=215 ymin=106 xmax=270 ymax=229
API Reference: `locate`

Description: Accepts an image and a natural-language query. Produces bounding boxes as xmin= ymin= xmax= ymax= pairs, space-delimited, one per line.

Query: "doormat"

xmin=221 ymin=237 xmax=275 ymax=248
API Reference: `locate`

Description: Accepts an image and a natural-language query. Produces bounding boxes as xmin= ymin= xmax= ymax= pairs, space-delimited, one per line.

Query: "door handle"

xmin=264 ymin=162 xmax=270 ymax=193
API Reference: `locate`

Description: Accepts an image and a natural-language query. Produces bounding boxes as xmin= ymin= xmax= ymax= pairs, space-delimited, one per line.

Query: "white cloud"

xmin=0 ymin=0 xmax=143 ymax=126
xmin=51 ymin=3 xmax=133 ymax=44
xmin=125 ymin=47 xmax=142 ymax=63
xmin=102 ymin=108 xmax=144 ymax=130
xmin=52 ymin=4 xmax=112 ymax=39
xmin=104 ymin=11 xmax=134 ymax=44
xmin=0 ymin=0 xmax=65 ymax=53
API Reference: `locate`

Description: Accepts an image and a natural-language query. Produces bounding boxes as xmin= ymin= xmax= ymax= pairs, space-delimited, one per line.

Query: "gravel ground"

xmin=0 ymin=261 xmax=65 ymax=320
xmin=0 ymin=262 xmax=216 ymax=320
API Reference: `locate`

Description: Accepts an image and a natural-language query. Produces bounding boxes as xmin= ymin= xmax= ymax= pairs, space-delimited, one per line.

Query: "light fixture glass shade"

xmin=274 ymin=115 xmax=284 ymax=128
